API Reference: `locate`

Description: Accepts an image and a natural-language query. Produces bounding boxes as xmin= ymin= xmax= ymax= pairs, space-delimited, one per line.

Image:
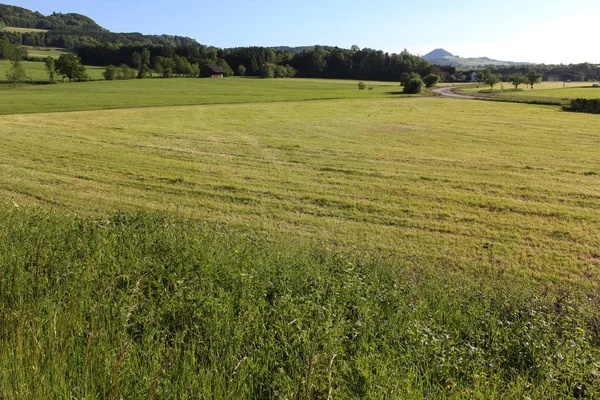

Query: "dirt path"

xmin=433 ymin=86 xmax=477 ymax=99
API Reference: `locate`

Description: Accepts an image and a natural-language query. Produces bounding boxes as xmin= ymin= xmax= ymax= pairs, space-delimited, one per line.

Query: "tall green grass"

xmin=1 ymin=205 xmax=599 ymax=398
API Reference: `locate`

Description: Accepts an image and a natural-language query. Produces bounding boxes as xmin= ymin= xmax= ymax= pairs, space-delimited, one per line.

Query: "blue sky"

xmin=11 ymin=0 xmax=600 ymax=64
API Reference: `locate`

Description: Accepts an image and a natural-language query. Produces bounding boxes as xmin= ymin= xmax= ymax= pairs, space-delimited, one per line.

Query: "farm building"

xmin=201 ymin=64 xmax=226 ymax=78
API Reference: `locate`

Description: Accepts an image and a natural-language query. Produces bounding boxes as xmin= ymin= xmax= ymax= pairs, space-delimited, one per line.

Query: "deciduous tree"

xmin=130 ymin=51 xmax=142 ymax=69
xmin=55 ymin=53 xmax=88 ymax=82
xmin=508 ymin=73 xmax=526 ymax=90
xmin=44 ymin=56 xmax=55 ymax=82
xmin=217 ymin=59 xmax=234 ymax=77
xmin=484 ymin=73 xmax=501 ymax=90
xmin=525 ymin=70 xmax=542 ymax=89
xmin=5 ymin=60 xmax=27 ymax=84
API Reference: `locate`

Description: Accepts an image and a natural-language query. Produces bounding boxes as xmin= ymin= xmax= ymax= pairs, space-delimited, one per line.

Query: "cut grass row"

xmin=1 ymin=97 xmax=599 ymax=287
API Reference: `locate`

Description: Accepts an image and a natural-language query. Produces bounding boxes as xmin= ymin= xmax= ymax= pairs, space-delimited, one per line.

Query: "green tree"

xmin=260 ymin=63 xmax=275 ymax=78
xmin=55 ymin=53 xmax=88 ymax=82
xmin=130 ymin=51 xmax=142 ymax=69
xmin=525 ymin=70 xmax=542 ymax=89
xmin=476 ymin=69 xmax=491 ymax=82
xmin=216 ymin=59 xmax=234 ymax=77
xmin=119 ymin=64 xmax=136 ymax=80
xmin=423 ymin=74 xmax=441 ymax=88
xmin=0 ymin=38 xmax=26 ymax=62
xmin=154 ymin=56 xmax=175 ymax=78
xmin=508 ymin=73 xmax=526 ymax=90
xmin=403 ymin=75 xmax=424 ymax=94
xmin=5 ymin=60 xmax=27 ymax=84
xmin=484 ymin=73 xmax=501 ymax=90
xmin=103 ymin=65 xmax=118 ymax=80
xmin=236 ymin=65 xmax=247 ymax=76
xmin=137 ymin=64 xmax=152 ymax=79
xmin=189 ymin=63 xmax=200 ymax=78
xmin=141 ymin=48 xmax=151 ymax=67
xmin=44 ymin=56 xmax=55 ymax=82
xmin=400 ymin=72 xmax=421 ymax=87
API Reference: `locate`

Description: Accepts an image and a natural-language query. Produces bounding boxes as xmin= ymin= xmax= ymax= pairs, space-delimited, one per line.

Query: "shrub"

xmin=119 ymin=64 xmax=137 ymax=80
xmin=259 ymin=63 xmax=275 ymax=78
xmin=423 ymin=74 xmax=441 ymax=88
xmin=358 ymin=81 xmax=366 ymax=90
xmin=103 ymin=65 xmax=118 ymax=80
xmin=564 ymin=98 xmax=600 ymax=114
xmin=403 ymin=76 xmax=424 ymax=94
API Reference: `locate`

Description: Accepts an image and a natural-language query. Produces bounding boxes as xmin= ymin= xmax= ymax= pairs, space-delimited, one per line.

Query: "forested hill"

xmin=0 ymin=4 xmax=102 ymax=31
xmin=0 ymin=3 xmax=202 ymax=48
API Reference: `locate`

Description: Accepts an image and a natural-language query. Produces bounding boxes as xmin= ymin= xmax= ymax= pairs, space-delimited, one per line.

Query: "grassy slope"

xmin=1 ymin=96 xmax=599 ymax=287
xmin=0 ymin=60 xmax=104 ymax=82
xmin=0 ymin=76 xmax=400 ymax=114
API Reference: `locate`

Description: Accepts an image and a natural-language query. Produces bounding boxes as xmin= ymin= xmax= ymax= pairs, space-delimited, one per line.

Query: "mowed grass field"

xmin=0 ymin=76 xmax=400 ymax=114
xmin=1 ymin=93 xmax=599 ymax=287
xmin=2 ymin=80 xmax=600 ymax=398
xmin=1 ymin=26 xmax=48 ymax=33
xmin=457 ymin=81 xmax=600 ymax=104
xmin=23 ymin=45 xmax=70 ymax=58
xmin=0 ymin=60 xmax=105 ymax=82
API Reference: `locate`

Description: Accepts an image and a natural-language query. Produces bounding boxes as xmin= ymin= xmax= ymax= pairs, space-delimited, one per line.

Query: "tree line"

xmin=75 ymin=44 xmax=431 ymax=82
xmin=450 ymin=64 xmax=600 ymax=84
xmin=476 ymin=69 xmax=543 ymax=91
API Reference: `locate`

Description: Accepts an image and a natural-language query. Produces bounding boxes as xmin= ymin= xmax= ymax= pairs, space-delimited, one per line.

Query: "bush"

xmin=274 ymin=64 xmax=297 ymax=78
xmin=403 ymin=76 xmax=424 ymax=94
xmin=564 ymin=98 xmax=600 ymax=114
xmin=400 ymin=72 xmax=421 ymax=87
xmin=236 ymin=64 xmax=247 ymax=76
xmin=103 ymin=65 xmax=137 ymax=80
xmin=137 ymin=65 xmax=152 ymax=79
xmin=259 ymin=63 xmax=275 ymax=78
xmin=423 ymin=74 xmax=440 ymax=88
xmin=119 ymin=64 xmax=137 ymax=80
xmin=358 ymin=81 xmax=366 ymax=90
xmin=103 ymin=65 xmax=118 ymax=80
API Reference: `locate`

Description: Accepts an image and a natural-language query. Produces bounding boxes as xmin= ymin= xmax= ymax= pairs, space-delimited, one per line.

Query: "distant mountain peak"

xmin=423 ymin=48 xmax=454 ymax=59
xmin=421 ymin=47 xmax=532 ymax=67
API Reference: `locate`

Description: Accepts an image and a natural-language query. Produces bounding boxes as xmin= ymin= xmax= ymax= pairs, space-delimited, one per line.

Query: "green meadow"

xmin=0 ymin=59 xmax=104 ymax=82
xmin=457 ymin=81 xmax=600 ymax=104
xmin=1 ymin=26 xmax=48 ymax=33
xmin=23 ymin=45 xmax=70 ymax=58
xmin=0 ymin=75 xmax=399 ymax=114
xmin=1 ymin=78 xmax=600 ymax=398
